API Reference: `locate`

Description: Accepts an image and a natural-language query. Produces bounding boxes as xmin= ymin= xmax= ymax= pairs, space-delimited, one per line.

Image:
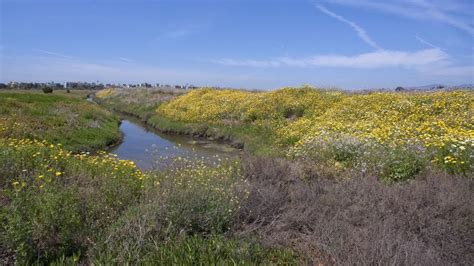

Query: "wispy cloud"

xmin=315 ymin=4 xmax=381 ymax=50
xmin=215 ymin=48 xmax=448 ymax=69
xmin=311 ymin=2 xmax=472 ymax=77
xmin=214 ymin=2 xmax=472 ymax=78
xmin=321 ymin=0 xmax=474 ymax=35
xmin=415 ymin=36 xmax=439 ymax=49
xmin=32 ymin=48 xmax=76 ymax=59
xmin=119 ymin=57 xmax=133 ymax=63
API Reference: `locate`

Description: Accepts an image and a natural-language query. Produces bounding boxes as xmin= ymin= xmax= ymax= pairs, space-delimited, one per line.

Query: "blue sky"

xmin=1 ymin=0 xmax=473 ymax=89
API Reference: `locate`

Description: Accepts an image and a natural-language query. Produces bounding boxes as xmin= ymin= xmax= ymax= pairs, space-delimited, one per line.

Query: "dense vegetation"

xmin=0 ymin=90 xmax=297 ymax=264
xmin=98 ymin=87 xmax=473 ymax=179
xmin=0 ymin=138 xmax=296 ymax=264
xmin=1 ymin=88 xmax=473 ymax=264
xmin=95 ymin=87 xmax=474 ymax=264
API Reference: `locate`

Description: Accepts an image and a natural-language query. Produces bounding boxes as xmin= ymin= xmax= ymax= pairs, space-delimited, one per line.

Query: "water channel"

xmin=109 ymin=117 xmax=239 ymax=170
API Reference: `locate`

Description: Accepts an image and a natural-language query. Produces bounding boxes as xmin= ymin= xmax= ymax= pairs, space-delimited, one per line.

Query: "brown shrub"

xmin=235 ymin=156 xmax=474 ymax=265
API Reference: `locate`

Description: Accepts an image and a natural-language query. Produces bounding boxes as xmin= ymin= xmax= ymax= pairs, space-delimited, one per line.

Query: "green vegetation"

xmin=91 ymin=159 xmax=297 ymax=265
xmin=96 ymin=88 xmax=282 ymax=155
xmin=94 ymin=234 xmax=297 ymax=265
xmin=0 ymin=138 xmax=296 ymax=264
xmin=1 ymin=88 xmax=472 ymax=264
xmin=0 ymin=140 xmax=144 ymax=264
xmin=0 ymin=91 xmax=121 ymax=152
xmin=0 ymin=90 xmax=299 ymax=264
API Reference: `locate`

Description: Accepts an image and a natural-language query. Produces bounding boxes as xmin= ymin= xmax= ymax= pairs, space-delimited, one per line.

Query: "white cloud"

xmin=321 ymin=0 xmax=474 ymax=35
xmin=315 ymin=5 xmax=381 ymax=50
xmin=215 ymin=48 xmax=449 ymax=69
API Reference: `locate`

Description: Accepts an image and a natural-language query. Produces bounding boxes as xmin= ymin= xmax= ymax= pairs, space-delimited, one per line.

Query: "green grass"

xmin=93 ymin=234 xmax=298 ymax=265
xmin=0 ymin=91 xmax=121 ymax=152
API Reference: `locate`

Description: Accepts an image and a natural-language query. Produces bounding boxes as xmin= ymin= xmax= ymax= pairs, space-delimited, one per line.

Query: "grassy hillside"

xmin=0 ymin=91 xmax=121 ymax=152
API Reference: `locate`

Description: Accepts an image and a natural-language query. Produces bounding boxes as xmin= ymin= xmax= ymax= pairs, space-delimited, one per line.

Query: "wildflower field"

xmin=99 ymin=87 xmax=473 ymax=179
xmin=1 ymin=88 xmax=473 ymax=264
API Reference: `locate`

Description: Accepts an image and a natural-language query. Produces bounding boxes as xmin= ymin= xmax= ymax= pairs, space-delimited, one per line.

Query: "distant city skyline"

xmin=1 ymin=0 xmax=473 ymax=90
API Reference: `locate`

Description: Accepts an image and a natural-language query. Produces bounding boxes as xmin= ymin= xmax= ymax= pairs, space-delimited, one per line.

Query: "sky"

xmin=1 ymin=0 xmax=473 ymax=90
